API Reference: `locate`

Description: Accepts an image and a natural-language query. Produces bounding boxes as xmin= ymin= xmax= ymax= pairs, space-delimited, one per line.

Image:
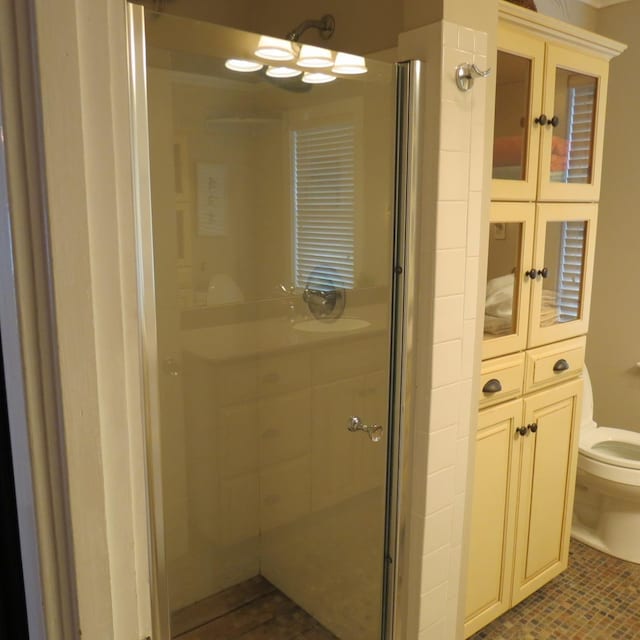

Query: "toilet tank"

xmin=581 ymin=364 xmax=597 ymax=430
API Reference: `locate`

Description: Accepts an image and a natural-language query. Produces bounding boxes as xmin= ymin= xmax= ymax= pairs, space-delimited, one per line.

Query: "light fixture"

xmin=297 ymin=44 xmax=333 ymax=69
xmin=286 ymin=15 xmax=335 ymax=42
xmin=224 ymin=59 xmax=264 ymax=73
xmin=332 ymin=52 xmax=367 ymax=75
xmin=301 ymin=71 xmax=336 ymax=84
xmin=254 ymin=35 xmax=296 ymax=61
xmin=266 ymin=66 xmax=302 ymax=78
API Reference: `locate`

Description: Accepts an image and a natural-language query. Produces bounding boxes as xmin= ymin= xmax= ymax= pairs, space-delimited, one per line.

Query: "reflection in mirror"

xmin=550 ymin=69 xmax=597 ymax=184
xmin=484 ymin=222 xmax=523 ymax=337
xmin=541 ymin=220 xmax=587 ymax=326
xmin=139 ymin=8 xmax=396 ymax=640
xmin=493 ymin=51 xmax=532 ymax=181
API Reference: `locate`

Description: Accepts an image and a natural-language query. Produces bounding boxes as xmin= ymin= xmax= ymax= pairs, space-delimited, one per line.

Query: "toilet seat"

xmin=573 ymin=366 xmax=640 ymax=563
xmin=579 ymin=426 xmax=640 ymax=486
xmin=580 ymin=426 xmax=640 ymax=468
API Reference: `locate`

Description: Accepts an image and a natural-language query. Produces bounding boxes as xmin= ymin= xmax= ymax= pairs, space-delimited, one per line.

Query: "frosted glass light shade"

xmin=301 ymin=72 xmax=336 ymax=84
xmin=297 ymin=44 xmax=333 ymax=69
xmin=266 ymin=66 xmax=302 ymax=78
xmin=224 ymin=59 xmax=264 ymax=72
xmin=254 ymin=36 xmax=296 ymax=61
xmin=332 ymin=52 xmax=367 ymax=75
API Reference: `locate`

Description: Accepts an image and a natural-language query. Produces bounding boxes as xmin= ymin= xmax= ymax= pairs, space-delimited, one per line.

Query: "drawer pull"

xmin=482 ymin=378 xmax=502 ymax=394
xmin=553 ymin=358 xmax=570 ymax=373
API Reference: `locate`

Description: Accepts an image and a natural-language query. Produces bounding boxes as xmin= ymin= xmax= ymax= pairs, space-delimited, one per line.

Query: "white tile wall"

xmin=436 ymin=201 xmax=468 ymax=249
xmin=433 ymin=295 xmax=464 ymax=343
xmin=435 ymin=249 xmax=466 ymax=297
xmin=400 ymin=18 xmax=489 ymax=640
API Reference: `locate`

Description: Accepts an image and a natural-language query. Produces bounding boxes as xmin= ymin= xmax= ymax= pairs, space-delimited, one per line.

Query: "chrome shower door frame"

xmin=126 ymin=4 xmax=423 ymax=637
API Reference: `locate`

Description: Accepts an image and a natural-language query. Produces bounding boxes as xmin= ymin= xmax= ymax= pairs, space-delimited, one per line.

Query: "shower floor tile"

xmin=172 ymin=576 xmax=337 ymax=640
xmin=470 ymin=540 xmax=640 ymax=639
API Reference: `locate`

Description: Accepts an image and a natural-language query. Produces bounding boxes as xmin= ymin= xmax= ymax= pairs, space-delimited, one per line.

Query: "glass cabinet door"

xmin=483 ymin=203 xmax=535 ymax=359
xmin=528 ymin=203 xmax=597 ymax=348
xmin=492 ymin=25 xmax=544 ymax=202
xmin=538 ymin=45 xmax=609 ymax=202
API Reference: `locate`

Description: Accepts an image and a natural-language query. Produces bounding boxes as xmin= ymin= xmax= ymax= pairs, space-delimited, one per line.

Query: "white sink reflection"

xmin=293 ymin=318 xmax=371 ymax=334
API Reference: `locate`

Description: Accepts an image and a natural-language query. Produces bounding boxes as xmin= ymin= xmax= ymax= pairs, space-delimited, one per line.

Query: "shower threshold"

xmin=171 ymin=575 xmax=338 ymax=639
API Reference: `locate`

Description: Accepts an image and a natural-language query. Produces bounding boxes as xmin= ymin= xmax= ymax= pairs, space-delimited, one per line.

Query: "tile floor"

xmin=171 ymin=576 xmax=337 ymax=640
xmin=470 ymin=540 xmax=640 ymax=639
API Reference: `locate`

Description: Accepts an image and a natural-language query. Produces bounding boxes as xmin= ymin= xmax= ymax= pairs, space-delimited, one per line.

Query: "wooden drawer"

xmin=524 ymin=336 xmax=585 ymax=394
xmin=479 ymin=353 xmax=525 ymax=409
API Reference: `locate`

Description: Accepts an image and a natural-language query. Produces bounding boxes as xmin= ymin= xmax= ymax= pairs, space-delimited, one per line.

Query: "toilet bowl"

xmin=572 ymin=365 xmax=640 ymax=563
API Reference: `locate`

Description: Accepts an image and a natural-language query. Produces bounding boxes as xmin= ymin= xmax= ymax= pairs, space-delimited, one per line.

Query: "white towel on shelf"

xmin=484 ymin=273 xmax=515 ymax=336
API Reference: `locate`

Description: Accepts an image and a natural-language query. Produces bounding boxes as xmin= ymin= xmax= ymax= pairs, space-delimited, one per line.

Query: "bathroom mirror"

xmin=541 ymin=220 xmax=587 ymax=326
xmin=484 ymin=222 xmax=523 ymax=337
xmin=549 ymin=70 xmax=598 ymax=184
xmin=492 ymin=51 xmax=532 ymax=181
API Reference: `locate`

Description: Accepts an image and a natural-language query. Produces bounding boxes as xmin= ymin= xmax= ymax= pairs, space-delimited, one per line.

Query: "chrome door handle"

xmin=348 ymin=416 xmax=384 ymax=443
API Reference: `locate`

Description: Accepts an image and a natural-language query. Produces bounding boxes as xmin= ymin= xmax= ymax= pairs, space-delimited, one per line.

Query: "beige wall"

xmin=588 ymin=2 xmax=640 ymax=430
xmin=140 ymin=0 xmax=402 ymax=54
xmin=536 ymin=0 xmax=598 ymax=31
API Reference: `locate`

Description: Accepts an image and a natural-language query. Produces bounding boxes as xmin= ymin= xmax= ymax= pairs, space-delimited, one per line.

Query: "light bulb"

xmin=224 ymin=59 xmax=264 ymax=72
xmin=332 ymin=52 xmax=367 ymax=75
xmin=266 ymin=66 xmax=302 ymax=78
xmin=297 ymin=44 xmax=333 ymax=69
xmin=301 ymin=72 xmax=336 ymax=84
xmin=254 ymin=35 xmax=296 ymax=61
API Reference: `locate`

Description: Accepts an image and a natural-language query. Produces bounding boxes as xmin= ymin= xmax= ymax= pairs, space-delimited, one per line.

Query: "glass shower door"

xmin=131 ymin=8 xmax=403 ymax=639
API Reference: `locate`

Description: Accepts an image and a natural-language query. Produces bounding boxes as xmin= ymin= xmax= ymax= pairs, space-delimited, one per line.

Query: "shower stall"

xmin=128 ymin=5 xmax=420 ymax=639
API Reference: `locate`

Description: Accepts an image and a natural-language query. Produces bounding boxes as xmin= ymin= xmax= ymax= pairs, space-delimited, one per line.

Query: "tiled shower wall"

xmin=399 ymin=20 xmax=490 ymax=640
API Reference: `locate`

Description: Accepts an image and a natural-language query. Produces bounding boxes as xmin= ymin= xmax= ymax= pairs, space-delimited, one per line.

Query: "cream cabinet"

xmin=466 ymin=5 xmax=625 ymax=637
xmin=483 ymin=201 xmax=597 ymax=359
xmin=492 ymin=4 xmax=622 ymax=202
xmin=465 ymin=377 xmax=582 ymax=638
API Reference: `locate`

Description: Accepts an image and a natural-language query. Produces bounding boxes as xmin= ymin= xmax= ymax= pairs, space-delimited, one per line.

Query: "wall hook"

xmin=455 ymin=63 xmax=492 ymax=92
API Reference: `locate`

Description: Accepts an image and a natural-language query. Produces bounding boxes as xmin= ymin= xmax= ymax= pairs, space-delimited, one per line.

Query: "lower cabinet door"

xmin=511 ymin=378 xmax=582 ymax=604
xmin=464 ymin=399 xmax=522 ymax=638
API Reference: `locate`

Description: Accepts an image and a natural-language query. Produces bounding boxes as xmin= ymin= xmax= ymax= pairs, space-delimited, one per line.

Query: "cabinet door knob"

xmin=516 ymin=426 xmax=528 ymax=436
xmin=525 ymin=268 xmax=538 ymax=280
xmin=482 ymin=378 xmax=502 ymax=394
xmin=535 ymin=114 xmax=548 ymax=125
xmin=548 ymin=115 xmax=560 ymax=127
xmin=553 ymin=358 xmax=570 ymax=372
xmin=528 ymin=423 xmax=538 ymax=433
xmin=537 ymin=267 xmax=549 ymax=279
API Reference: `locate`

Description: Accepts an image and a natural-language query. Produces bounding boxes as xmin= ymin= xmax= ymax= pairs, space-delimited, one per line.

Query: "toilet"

xmin=572 ymin=365 xmax=640 ymax=563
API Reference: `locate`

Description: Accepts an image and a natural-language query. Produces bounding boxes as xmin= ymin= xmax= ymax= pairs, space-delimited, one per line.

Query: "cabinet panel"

xmin=524 ymin=335 xmax=585 ymax=394
xmin=512 ymin=379 xmax=582 ymax=604
xmin=492 ymin=25 xmax=545 ymax=201
xmin=538 ymin=45 xmax=609 ymax=202
xmin=464 ymin=400 xmax=521 ymax=637
xmin=479 ymin=352 xmax=525 ymax=409
xmin=483 ymin=203 xmax=535 ymax=359
xmin=528 ymin=203 xmax=597 ymax=348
